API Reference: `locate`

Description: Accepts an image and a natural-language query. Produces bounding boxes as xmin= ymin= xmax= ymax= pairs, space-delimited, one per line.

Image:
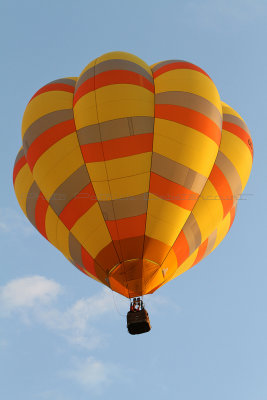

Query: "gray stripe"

xmin=151 ymin=60 xmax=185 ymax=73
xmin=151 ymin=153 xmax=207 ymax=194
xmin=49 ymin=165 xmax=90 ymax=215
xmin=26 ymin=181 xmax=40 ymax=227
xmin=75 ymin=59 xmax=154 ymax=92
xmin=223 ymin=113 xmax=250 ymax=134
xmin=131 ymin=116 xmax=154 ymax=135
xmin=215 ymin=151 xmax=242 ymax=201
xmin=23 ymin=109 xmax=74 ymax=153
xmin=99 ymin=193 xmax=148 ymax=221
xmin=69 ymin=232 xmax=84 ymax=267
xmin=98 ymin=201 xmax=115 ymax=221
xmin=155 ymin=91 xmax=222 ymax=129
xmin=182 ymin=214 xmax=202 ymax=255
xmin=77 ymin=124 xmax=101 ymax=145
xmin=78 ymin=116 xmax=154 ymax=145
xmin=14 ymin=148 xmax=25 ymax=166
xmin=49 ymin=78 xmax=77 ymax=87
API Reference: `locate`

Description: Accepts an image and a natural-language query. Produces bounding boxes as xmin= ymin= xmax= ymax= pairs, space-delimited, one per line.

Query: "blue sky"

xmin=0 ymin=1 xmax=266 ymax=399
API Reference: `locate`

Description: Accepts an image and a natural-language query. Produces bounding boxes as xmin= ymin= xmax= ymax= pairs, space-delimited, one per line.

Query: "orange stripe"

xmin=73 ymin=70 xmax=154 ymax=106
xmin=172 ymin=231 xmax=190 ymax=266
xmin=222 ymin=121 xmax=253 ymax=158
xmin=81 ymin=247 xmax=97 ymax=277
xmin=106 ymin=214 xmax=146 ymax=240
xmin=117 ymin=214 xmax=146 ymax=238
xmin=150 ymin=172 xmax=198 ymax=210
xmin=153 ymin=61 xmax=211 ymax=80
xmin=192 ymin=239 xmax=209 ymax=267
xmin=229 ymin=206 xmax=236 ymax=229
xmin=26 ymin=119 xmax=76 ymax=170
xmin=30 ymin=83 xmax=75 ymax=103
xmin=81 ymin=133 xmax=153 ymax=162
xmin=155 ymin=104 xmax=221 ymax=146
xmin=209 ymin=164 xmax=233 ymax=217
xmin=59 ymin=183 xmax=97 ymax=230
xmin=35 ymin=193 xmax=49 ymax=239
xmin=13 ymin=156 xmax=27 ymax=184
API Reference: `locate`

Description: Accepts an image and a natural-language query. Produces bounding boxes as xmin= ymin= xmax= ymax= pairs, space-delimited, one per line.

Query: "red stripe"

xmin=59 ymin=183 xmax=97 ymax=230
xmin=106 ymin=214 xmax=146 ymax=240
xmin=73 ymin=70 xmax=154 ymax=106
xmin=13 ymin=156 xmax=27 ymax=184
xmin=81 ymin=142 xmax=104 ymax=162
xmin=81 ymin=133 xmax=153 ymax=162
xmin=26 ymin=119 xmax=76 ymax=170
xmin=209 ymin=164 xmax=234 ymax=217
xmin=35 ymin=193 xmax=49 ymax=239
xmin=155 ymin=104 xmax=221 ymax=146
xmin=105 ymin=220 xmax=119 ymax=241
xmin=73 ymin=78 xmax=95 ymax=106
xmin=95 ymin=70 xmax=154 ymax=92
xmin=222 ymin=121 xmax=253 ymax=158
xmin=150 ymin=172 xmax=198 ymax=210
xmin=103 ymin=133 xmax=153 ymax=160
xmin=153 ymin=61 xmax=211 ymax=80
xmin=29 ymin=83 xmax=75 ymax=103
xmin=81 ymin=247 xmax=97 ymax=277
xmin=172 ymin=231 xmax=190 ymax=266
xmin=192 ymin=239 xmax=209 ymax=267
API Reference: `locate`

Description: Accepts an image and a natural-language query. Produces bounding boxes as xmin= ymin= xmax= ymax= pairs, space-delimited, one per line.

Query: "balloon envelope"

xmin=13 ymin=51 xmax=253 ymax=298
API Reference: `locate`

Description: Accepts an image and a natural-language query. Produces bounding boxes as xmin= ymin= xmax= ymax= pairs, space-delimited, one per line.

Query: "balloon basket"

xmin=127 ymin=308 xmax=151 ymax=335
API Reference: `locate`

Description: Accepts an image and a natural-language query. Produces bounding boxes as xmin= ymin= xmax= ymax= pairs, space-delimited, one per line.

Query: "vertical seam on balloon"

xmin=70 ymin=75 xmax=112 ymax=287
xmin=158 ymin=100 xmax=224 ymax=284
xmin=140 ymin=65 xmax=155 ymax=289
xmin=92 ymin=57 xmax=130 ymax=298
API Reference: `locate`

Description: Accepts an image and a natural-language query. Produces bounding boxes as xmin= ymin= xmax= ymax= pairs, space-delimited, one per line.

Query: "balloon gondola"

xmin=13 ymin=51 xmax=253 ymax=334
xmin=127 ymin=298 xmax=151 ymax=335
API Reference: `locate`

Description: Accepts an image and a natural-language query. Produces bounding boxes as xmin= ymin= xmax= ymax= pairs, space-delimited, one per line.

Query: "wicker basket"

xmin=127 ymin=309 xmax=151 ymax=335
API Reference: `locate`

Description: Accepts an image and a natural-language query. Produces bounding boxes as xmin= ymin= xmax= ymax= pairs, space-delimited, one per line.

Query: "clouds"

xmin=0 ymin=276 xmax=61 ymax=313
xmin=0 ymin=276 xmax=122 ymax=392
xmin=0 ymin=275 xmax=176 ymax=394
xmin=0 ymin=275 xmax=118 ymax=349
xmin=0 ymin=276 xmax=178 ymax=343
xmin=35 ymin=286 xmax=116 ymax=349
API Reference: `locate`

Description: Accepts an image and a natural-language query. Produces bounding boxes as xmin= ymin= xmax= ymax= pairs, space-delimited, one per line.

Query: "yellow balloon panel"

xmin=154 ymin=69 xmax=221 ymax=111
xmin=153 ymin=119 xmax=219 ymax=177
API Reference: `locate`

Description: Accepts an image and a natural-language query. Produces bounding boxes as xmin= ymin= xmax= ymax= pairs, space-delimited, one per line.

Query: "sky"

xmin=0 ymin=0 xmax=266 ymax=399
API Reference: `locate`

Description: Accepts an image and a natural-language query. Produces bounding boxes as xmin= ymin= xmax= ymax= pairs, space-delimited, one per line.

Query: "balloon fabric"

xmin=13 ymin=52 xmax=253 ymax=298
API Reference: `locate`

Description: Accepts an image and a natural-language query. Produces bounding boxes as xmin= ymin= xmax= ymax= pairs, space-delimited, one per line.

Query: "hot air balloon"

xmin=13 ymin=51 xmax=253 ymax=334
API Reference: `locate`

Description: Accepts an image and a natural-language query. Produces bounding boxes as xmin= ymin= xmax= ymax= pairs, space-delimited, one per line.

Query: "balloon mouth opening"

xmin=108 ymin=258 xmax=162 ymax=298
